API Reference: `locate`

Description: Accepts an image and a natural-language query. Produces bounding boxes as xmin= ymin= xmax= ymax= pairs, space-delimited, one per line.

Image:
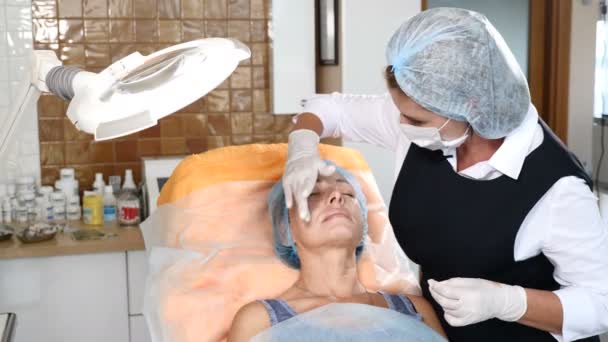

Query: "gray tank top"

xmin=258 ymin=292 xmax=422 ymax=326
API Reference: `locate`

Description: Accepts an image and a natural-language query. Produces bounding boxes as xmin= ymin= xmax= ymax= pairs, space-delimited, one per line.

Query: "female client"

xmin=228 ymin=163 xmax=446 ymax=341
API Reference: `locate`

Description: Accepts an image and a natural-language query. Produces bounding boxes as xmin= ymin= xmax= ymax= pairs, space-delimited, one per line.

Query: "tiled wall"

xmin=34 ymin=0 xmax=294 ymax=190
xmin=0 ymin=0 xmax=40 ymax=185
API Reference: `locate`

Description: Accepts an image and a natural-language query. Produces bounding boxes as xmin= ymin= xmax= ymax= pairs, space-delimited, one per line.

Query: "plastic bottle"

xmin=66 ymin=203 xmax=81 ymax=222
xmin=103 ymin=185 xmax=117 ymax=223
xmin=23 ymin=193 xmax=37 ymax=223
xmin=38 ymin=187 xmax=54 ymax=222
xmin=16 ymin=176 xmax=35 ymax=194
xmin=117 ymin=169 xmax=140 ymax=226
xmin=123 ymin=169 xmax=136 ymax=189
xmin=60 ymin=180 xmax=77 ymax=199
xmin=15 ymin=204 xmax=28 ymax=224
xmin=83 ymin=191 xmax=103 ymax=226
xmin=51 ymin=191 xmax=66 ymax=209
xmin=67 ymin=195 xmax=80 ymax=207
xmin=34 ymin=197 xmax=45 ymax=222
xmin=58 ymin=169 xmax=79 ymax=198
xmin=10 ymin=198 xmax=18 ymax=221
xmin=2 ymin=198 xmax=11 ymax=223
xmin=6 ymin=184 xmax=15 ymax=197
xmin=109 ymin=175 xmax=122 ymax=195
xmin=51 ymin=191 xmax=67 ymax=224
xmin=60 ymin=168 xmax=75 ymax=181
xmin=93 ymin=173 xmax=106 ymax=195
xmin=19 ymin=191 xmax=36 ymax=207
xmin=35 ymin=196 xmax=50 ymax=222
xmin=66 ymin=195 xmax=81 ymax=222
xmin=6 ymin=184 xmax=16 ymax=221
xmin=0 ymin=184 xmax=5 ymax=224
xmin=39 ymin=186 xmax=53 ymax=198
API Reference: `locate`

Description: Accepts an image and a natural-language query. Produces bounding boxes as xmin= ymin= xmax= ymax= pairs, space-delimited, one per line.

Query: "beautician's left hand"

xmin=428 ymin=278 xmax=527 ymax=327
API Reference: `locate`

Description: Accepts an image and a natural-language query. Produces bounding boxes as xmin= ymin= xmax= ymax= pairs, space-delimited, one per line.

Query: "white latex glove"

xmin=283 ymin=129 xmax=336 ymax=222
xmin=428 ymin=278 xmax=527 ymax=327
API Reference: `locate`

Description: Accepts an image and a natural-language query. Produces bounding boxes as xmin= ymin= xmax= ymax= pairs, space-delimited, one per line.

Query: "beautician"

xmin=281 ymin=8 xmax=608 ymax=342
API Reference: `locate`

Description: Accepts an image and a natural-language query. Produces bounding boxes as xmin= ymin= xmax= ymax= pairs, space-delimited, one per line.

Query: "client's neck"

xmin=294 ymin=247 xmax=366 ymax=299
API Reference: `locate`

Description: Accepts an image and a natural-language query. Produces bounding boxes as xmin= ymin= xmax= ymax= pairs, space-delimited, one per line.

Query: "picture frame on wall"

xmin=141 ymin=156 xmax=185 ymax=219
xmin=317 ymin=0 xmax=339 ymax=65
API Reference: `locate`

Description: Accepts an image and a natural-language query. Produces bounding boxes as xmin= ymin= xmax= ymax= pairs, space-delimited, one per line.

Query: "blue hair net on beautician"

xmin=386 ymin=7 xmax=531 ymax=139
xmin=251 ymin=303 xmax=447 ymax=342
xmin=268 ymin=161 xmax=368 ymax=269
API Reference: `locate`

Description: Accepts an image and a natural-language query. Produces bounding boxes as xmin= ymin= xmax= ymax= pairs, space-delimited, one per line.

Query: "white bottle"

xmin=51 ymin=191 xmax=66 ymax=223
xmin=0 ymin=184 xmax=5 ymax=223
xmin=0 ymin=184 xmax=7 ymax=200
xmin=109 ymin=175 xmax=122 ymax=195
xmin=60 ymin=168 xmax=75 ymax=181
xmin=16 ymin=176 xmax=35 ymax=194
xmin=66 ymin=203 xmax=81 ymax=222
xmin=59 ymin=168 xmax=79 ymax=198
xmin=93 ymin=173 xmax=106 ymax=194
xmin=21 ymin=191 xmax=37 ymax=222
xmin=117 ymin=169 xmax=140 ymax=226
xmin=123 ymin=169 xmax=136 ymax=190
xmin=2 ymin=198 xmax=11 ymax=223
xmin=67 ymin=195 xmax=80 ymax=207
xmin=103 ymin=185 xmax=117 ymax=223
xmin=39 ymin=186 xmax=53 ymax=198
xmin=7 ymin=184 xmax=17 ymax=221
xmin=43 ymin=196 xmax=54 ymax=222
xmin=35 ymin=197 xmax=45 ymax=222
xmin=6 ymin=184 xmax=15 ymax=198
xmin=60 ymin=179 xmax=77 ymax=199
xmin=15 ymin=204 xmax=27 ymax=224
xmin=66 ymin=194 xmax=81 ymax=222
xmin=38 ymin=187 xmax=54 ymax=222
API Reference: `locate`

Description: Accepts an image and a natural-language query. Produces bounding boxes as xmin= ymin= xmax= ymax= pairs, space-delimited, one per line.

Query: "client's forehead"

xmin=316 ymin=172 xmax=350 ymax=185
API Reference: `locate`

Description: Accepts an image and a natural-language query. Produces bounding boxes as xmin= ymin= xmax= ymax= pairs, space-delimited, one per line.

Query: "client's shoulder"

xmin=399 ymin=293 xmax=432 ymax=312
xmin=227 ymin=301 xmax=271 ymax=342
xmin=394 ymin=293 xmax=447 ymax=338
xmin=390 ymin=292 xmax=435 ymax=318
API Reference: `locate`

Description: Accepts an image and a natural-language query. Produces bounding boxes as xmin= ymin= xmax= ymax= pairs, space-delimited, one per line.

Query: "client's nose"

xmin=328 ymin=189 xmax=345 ymax=205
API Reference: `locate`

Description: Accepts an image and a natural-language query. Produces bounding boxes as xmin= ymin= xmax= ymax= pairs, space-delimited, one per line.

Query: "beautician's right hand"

xmin=284 ymin=129 xmax=336 ymax=222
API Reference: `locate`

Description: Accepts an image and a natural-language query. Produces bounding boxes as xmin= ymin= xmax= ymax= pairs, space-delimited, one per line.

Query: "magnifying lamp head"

xmin=64 ymin=38 xmax=250 ymax=140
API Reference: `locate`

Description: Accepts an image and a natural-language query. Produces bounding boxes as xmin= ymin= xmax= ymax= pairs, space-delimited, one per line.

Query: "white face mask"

xmin=400 ymin=119 xmax=469 ymax=151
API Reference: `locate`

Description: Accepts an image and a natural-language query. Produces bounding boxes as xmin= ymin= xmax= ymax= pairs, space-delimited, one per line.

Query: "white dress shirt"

xmin=300 ymin=92 xmax=608 ymax=341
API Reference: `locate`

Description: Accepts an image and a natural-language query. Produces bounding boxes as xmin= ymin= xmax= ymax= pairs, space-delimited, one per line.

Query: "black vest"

xmin=389 ymin=122 xmax=598 ymax=342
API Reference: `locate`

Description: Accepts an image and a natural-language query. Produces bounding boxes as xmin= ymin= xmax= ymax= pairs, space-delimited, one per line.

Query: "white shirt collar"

xmin=486 ymin=104 xmax=539 ymax=180
xmin=443 ymin=104 xmax=539 ymax=180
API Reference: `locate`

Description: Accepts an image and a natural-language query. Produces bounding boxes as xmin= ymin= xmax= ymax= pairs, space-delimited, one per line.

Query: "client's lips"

xmin=322 ymin=209 xmax=351 ymax=223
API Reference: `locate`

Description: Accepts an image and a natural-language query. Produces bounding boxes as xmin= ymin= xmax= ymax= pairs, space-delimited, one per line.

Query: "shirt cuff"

xmin=553 ymin=286 xmax=605 ymax=341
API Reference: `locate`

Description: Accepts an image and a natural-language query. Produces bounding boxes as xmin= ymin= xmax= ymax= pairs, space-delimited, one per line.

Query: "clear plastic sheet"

xmin=139 ymin=144 xmax=421 ymax=342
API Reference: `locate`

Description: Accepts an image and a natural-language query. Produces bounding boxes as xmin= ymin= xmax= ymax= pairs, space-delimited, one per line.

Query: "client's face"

xmin=289 ymin=173 xmax=364 ymax=252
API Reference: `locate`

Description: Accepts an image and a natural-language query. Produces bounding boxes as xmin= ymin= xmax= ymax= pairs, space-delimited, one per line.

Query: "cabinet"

xmin=130 ymin=315 xmax=151 ymax=342
xmin=0 ymin=250 xmax=151 ymax=342
xmin=127 ymin=250 xmax=151 ymax=342
xmin=0 ymin=252 xmax=129 ymax=342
